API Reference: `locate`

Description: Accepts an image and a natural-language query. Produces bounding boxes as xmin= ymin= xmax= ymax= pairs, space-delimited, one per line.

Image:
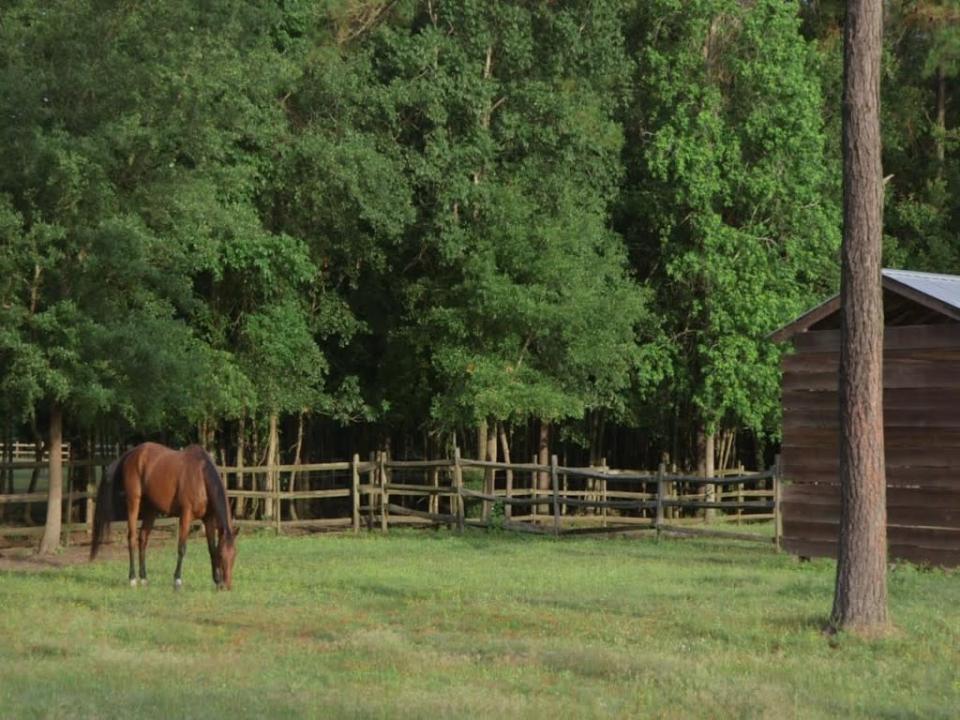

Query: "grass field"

xmin=0 ymin=530 xmax=957 ymax=719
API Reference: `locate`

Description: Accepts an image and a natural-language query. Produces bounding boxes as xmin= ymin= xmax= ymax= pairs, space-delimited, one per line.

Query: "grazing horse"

xmin=90 ymin=442 xmax=239 ymax=590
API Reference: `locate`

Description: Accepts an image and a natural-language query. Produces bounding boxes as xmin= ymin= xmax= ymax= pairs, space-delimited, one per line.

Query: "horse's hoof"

xmin=140 ymin=578 xmax=148 ymax=587
xmin=130 ymin=579 xmax=138 ymax=588
xmin=174 ymin=578 xmax=183 ymax=591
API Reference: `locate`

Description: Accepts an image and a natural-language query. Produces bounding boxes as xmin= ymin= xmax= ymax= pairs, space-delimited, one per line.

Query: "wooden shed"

xmin=771 ymin=269 xmax=960 ymax=567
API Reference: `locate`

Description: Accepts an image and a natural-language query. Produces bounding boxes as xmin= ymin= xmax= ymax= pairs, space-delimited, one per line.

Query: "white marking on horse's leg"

xmin=140 ymin=578 xmax=148 ymax=587
xmin=130 ymin=578 xmax=138 ymax=588
xmin=174 ymin=578 xmax=183 ymax=591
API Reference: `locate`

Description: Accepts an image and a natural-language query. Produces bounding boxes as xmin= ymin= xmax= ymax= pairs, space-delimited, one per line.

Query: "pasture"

xmin=0 ymin=531 xmax=957 ymax=719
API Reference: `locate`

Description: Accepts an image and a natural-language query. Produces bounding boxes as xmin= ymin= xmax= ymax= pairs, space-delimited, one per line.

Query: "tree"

xmin=619 ymin=0 xmax=840 ymax=469
xmin=830 ymin=0 xmax=888 ymax=634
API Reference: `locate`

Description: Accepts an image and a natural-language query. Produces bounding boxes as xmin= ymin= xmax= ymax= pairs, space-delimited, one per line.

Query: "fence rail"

xmin=0 ymin=450 xmax=781 ymax=546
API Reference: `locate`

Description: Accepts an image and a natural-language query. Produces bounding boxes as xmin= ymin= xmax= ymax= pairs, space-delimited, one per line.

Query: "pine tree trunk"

xmin=38 ymin=404 xmax=63 ymax=555
xmin=831 ymin=0 xmax=888 ymax=634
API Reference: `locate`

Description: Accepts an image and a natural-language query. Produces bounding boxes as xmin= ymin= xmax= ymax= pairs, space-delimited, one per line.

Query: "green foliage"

xmin=620 ymin=0 xmax=840 ymax=438
xmin=3 ymin=0 xmax=955 ymax=465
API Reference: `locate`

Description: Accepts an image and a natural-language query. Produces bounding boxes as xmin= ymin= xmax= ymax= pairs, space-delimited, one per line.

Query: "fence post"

xmin=367 ymin=452 xmax=376 ymax=530
xmin=601 ymin=475 xmax=608 ymax=529
xmin=453 ymin=447 xmax=464 ymax=533
xmin=63 ymin=461 xmax=72 ymax=546
xmin=773 ymin=454 xmax=783 ymax=551
xmin=273 ymin=464 xmax=281 ymax=536
xmin=429 ymin=466 xmax=439 ymax=517
xmin=656 ymin=462 xmax=666 ymax=541
xmin=736 ymin=463 xmax=744 ymax=526
xmin=351 ymin=454 xmax=360 ymax=534
xmin=530 ymin=455 xmax=538 ymax=526
xmin=550 ymin=454 xmax=560 ymax=537
xmin=379 ymin=451 xmax=388 ymax=533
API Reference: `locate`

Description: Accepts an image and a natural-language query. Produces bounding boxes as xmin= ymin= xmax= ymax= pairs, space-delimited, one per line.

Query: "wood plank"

xmin=783 ymin=426 xmax=960 ymax=449
xmin=783 ymin=365 xmax=960 ymax=391
xmin=782 ymin=485 xmax=960 ymax=527
xmin=783 ymin=387 xmax=960 ymax=412
xmin=783 ymin=347 xmax=960 ymax=372
xmin=784 ymin=483 xmax=960 ymax=508
xmin=791 ymin=324 xmax=960 ymax=353
xmin=783 ymin=536 xmax=960 ymax=567
xmin=784 ymin=519 xmax=960 ymax=550
xmin=784 ymin=406 xmax=960 ymax=429
xmin=783 ymin=445 xmax=960 ymax=470
xmin=780 ymin=466 xmax=959 ymax=490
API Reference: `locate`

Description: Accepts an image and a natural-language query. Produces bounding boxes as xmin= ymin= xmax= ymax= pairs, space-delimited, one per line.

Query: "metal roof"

xmin=770 ymin=268 xmax=960 ymax=342
xmin=881 ymin=269 xmax=960 ymax=313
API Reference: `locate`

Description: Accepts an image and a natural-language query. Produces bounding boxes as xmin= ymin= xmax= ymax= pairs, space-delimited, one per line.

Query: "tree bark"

xmin=484 ymin=419 xmax=498 ymax=521
xmin=476 ymin=420 xmax=487 ymax=462
xmin=704 ymin=431 xmax=716 ymax=522
xmin=831 ymin=0 xmax=888 ymax=634
xmin=38 ymin=403 xmax=63 ymax=554
xmin=265 ymin=412 xmax=279 ymax=520
xmin=537 ymin=420 xmax=550 ymax=514
xmin=499 ymin=423 xmax=513 ymax=519
xmin=289 ymin=411 xmax=305 ymax=521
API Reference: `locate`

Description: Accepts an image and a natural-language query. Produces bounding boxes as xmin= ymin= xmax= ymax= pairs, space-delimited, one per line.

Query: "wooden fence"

xmin=0 ymin=451 xmax=781 ymax=546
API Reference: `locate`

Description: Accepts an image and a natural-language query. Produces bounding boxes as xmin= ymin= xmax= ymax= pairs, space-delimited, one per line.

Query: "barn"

xmin=771 ymin=269 xmax=960 ymax=567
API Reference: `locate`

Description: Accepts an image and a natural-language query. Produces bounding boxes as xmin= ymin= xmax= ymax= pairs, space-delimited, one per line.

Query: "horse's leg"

xmin=173 ymin=512 xmax=191 ymax=590
xmin=138 ymin=506 xmax=156 ymax=586
xmin=127 ymin=495 xmax=141 ymax=587
xmin=204 ymin=517 xmax=220 ymax=587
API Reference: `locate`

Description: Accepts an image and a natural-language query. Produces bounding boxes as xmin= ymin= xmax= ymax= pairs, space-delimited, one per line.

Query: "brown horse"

xmin=90 ymin=442 xmax=239 ymax=590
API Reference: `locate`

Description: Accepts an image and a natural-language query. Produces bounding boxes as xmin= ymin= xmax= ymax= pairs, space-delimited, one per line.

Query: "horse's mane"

xmin=189 ymin=446 xmax=233 ymax=542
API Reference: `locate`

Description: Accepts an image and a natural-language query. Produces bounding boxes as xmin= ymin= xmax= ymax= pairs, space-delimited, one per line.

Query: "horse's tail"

xmin=198 ymin=450 xmax=233 ymax=542
xmin=90 ymin=449 xmax=131 ymax=560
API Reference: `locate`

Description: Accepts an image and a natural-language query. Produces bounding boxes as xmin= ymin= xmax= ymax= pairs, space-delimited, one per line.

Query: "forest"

xmin=1 ymin=0 xmax=958 ymax=473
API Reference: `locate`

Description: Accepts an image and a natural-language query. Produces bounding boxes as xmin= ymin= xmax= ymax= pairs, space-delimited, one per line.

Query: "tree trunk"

xmin=289 ymin=412 xmax=305 ymax=521
xmin=265 ymin=413 xmax=279 ymax=520
xmin=831 ymin=0 xmax=888 ymax=634
xmin=537 ymin=420 xmax=550 ymax=514
xmin=499 ymin=423 xmax=513 ymax=519
xmin=483 ymin=419 xmax=498 ymax=521
xmin=704 ymin=431 xmax=716 ymax=522
xmin=38 ymin=403 xmax=63 ymax=554
xmin=476 ymin=420 xmax=487 ymax=462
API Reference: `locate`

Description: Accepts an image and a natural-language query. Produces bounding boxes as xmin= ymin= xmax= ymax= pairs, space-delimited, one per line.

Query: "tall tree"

xmin=830 ymin=0 xmax=888 ymax=633
xmin=619 ymin=0 xmax=840 ymax=468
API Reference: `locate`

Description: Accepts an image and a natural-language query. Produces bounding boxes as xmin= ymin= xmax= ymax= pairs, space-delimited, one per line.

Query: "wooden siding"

xmin=780 ymin=323 xmax=960 ymax=566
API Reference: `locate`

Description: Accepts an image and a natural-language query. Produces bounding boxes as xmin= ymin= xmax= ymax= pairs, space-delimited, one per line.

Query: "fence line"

xmin=0 ymin=452 xmax=781 ymax=546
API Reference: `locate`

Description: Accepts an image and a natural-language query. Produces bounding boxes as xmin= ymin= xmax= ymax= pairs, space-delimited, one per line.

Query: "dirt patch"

xmin=0 ymin=531 xmax=177 ymax=573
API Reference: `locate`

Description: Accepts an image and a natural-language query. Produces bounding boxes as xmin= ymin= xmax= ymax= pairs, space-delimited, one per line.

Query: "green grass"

xmin=1 ymin=531 xmax=957 ymax=719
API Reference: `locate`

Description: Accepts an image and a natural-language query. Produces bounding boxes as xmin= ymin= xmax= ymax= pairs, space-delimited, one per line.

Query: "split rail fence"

xmin=0 ymin=450 xmax=781 ymax=547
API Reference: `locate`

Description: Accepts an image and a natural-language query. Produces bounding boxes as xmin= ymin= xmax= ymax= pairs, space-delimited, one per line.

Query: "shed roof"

xmin=771 ymin=268 xmax=960 ymax=342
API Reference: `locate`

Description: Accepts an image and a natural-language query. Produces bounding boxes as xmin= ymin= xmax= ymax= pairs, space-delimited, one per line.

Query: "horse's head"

xmin=217 ymin=526 xmax=240 ymax=590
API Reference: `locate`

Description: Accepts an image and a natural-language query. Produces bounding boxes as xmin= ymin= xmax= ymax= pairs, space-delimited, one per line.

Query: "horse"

xmin=90 ymin=442 xmax=239 ymax=590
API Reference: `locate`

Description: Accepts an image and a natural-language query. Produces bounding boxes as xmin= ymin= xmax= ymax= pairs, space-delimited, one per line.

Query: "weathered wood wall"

xmin=780 ymin=323 xmax=960 ymax=566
